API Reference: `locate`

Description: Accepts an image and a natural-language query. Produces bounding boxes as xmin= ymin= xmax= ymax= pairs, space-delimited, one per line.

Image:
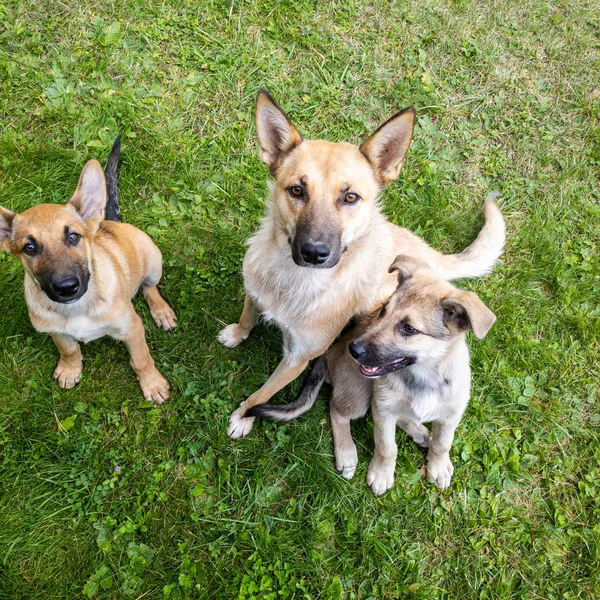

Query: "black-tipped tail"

xmin=245 ymin=357 xmax=327 ymax=421
xmin=104 ymin=134 xmax=122 ymax=222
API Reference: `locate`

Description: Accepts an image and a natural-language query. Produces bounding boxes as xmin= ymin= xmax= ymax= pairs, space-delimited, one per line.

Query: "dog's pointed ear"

xmin=0 ymin=206 xmax=16 ymax=252
xmin=388 ymin=254 xmax=426 ymax=287
xmin=68 ymin=160 xmax=107 ymax=224
xmin=360 ymin=107 xmax=416 ymax=185
xmin=442 ymin=291 xmax=496 ymax=339
xmin=255 ymin=89 xmax=303 ymax=171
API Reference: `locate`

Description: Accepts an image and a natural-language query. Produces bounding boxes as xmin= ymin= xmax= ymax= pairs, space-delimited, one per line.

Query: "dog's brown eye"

xmin=23 ymin=243 xmax=37 ymax=255
xmin=399 ymin=322 xmax=419 ymax=336
xmin=68 ymin=232 xmax=81 ymax=245
xmin=344 ymin=192 xmax=360 ymax=204
xmin=289 ymin=185 xmax=303 ymax=198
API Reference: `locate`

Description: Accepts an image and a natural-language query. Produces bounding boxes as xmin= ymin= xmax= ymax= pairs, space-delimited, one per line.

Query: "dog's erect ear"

xmin=0 ymin=206 xmax=16 ymax=252
xmin=360 ymin=107 xmax=416 ymax=185
xmin=68 ymin=160 xmax=107 ymax=224
xmin=388 ymin=254 xmax=426 ymax=287
xmin=442 ymin=291 xmax=496 ymax=339
xmin=255 ymin=89 xmax=303 ymax=171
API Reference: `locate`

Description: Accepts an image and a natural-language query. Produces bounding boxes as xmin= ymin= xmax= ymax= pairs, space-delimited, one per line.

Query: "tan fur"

xmin=325 ymin=257 xmax=496 ymax=493
xmin=0 ymin=160 xmax=176 ymax=402
xmin=219 ymin=91 xmax=505 ymax=438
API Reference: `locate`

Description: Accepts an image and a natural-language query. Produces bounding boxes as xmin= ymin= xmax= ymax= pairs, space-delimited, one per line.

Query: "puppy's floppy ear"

xmin=0 ymin=206 xmax=16 ymax=252
xmin=68 ymin=160 xmax=107 ymax=224
xmin=360 ymin=107 xmax=416 ymax=185
xmin=442 ymin=291 xmax=496 ymax=339
xmin=388 ymin=254 xmax=426 ymax=287
xmin=255 ymin=89 xmax=303 ymax=171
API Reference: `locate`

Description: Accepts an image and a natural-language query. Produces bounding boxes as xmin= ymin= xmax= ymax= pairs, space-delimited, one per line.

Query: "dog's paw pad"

xmin=367 ymin=461 xmax=395 ymax=496
xmin=426 ymin=457 xmax=454 ymax=489
xmin=227 ymin=411 xmax=255 ymax=439
xmin=218 ymin=324 xmax=249 ymax=349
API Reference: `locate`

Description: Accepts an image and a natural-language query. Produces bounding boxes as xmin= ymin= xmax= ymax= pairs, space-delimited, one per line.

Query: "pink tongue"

xmin=360 ymin=365 xmax=381 ymax=376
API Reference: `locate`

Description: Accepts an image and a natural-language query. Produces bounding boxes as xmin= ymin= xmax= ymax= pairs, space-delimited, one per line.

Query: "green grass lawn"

xmin=1 ymin=0 xmax=599 ymax=597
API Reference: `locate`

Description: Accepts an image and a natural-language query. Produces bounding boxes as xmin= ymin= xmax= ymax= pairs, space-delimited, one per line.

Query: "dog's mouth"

xmin=358 ymin=356 xmax=416 ymax=378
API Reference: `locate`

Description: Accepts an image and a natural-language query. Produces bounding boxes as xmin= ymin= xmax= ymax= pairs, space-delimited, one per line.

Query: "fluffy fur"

xmin=0 ymin=140 xmax=176 ymax=402
xmin=220 ymin=90 xmax=505 ymax=438
xmin=251 ymin=255 xmax=498 ymax=494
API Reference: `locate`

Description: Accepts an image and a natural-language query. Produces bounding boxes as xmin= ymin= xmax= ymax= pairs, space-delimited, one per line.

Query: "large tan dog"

xmin=220 ymin=90 xmax=505 ymax=438
xmin=0 ymin=138 xmax=176 ymax=402
xmin=250 ymin=254 xmax=497 ymax=494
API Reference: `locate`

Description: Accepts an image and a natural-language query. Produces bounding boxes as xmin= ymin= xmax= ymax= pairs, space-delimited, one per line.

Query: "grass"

xmin=0 ymin=0 xmax=599 ymax=597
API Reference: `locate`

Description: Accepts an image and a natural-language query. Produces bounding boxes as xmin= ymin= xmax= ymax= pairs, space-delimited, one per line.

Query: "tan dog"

xmin=220 ymin=90 xmax=505 ymax=439
xmin=0 ymin=137 xmax=176 ymax=402
xmin=251 ymin=254 xmax=497 ymax=494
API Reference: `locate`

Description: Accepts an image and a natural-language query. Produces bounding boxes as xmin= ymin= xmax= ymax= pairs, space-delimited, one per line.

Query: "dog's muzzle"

xmin=349 ymin=339 xmax=416 ymax=378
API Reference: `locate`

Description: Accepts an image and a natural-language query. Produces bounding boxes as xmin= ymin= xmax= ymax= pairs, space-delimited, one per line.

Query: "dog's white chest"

xmin=60 ymin=316 xmax=124 ymax=343
xmin=32 ymin=311 xmax=126 ymax=343
xmin=377 ymin=378 xmax=447 ymax=425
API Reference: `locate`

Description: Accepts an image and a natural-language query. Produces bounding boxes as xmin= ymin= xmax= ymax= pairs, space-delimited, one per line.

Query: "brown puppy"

xmin=220 ymin=90 xmax=505 ymax=439
xmin=251 ymin=255 xmax=497 ymax=494
xmin=0 ymin=138 xmax=176 ymax=402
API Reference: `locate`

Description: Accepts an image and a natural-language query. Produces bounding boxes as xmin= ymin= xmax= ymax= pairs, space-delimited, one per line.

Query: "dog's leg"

xmin=330 ymin=406 xmax=359 ymax=479
xmin=397 ymin=416 xmax=430 ymax=448
xmin=426 ymin=417 xmax=461 ymax=489
xmin=227 ymin=355 xmax=310 ymax=438
xmin=143 ymin=285 xmax=177 ymax=331
xmin=51 ymin=334 xmax=83 ymax=390
xmin=218 ymin=293 xmax=258 ymax=348
xmin=122 ymin=312 xmax=171 ymax=404
xmin=367 ymin=402 xmax=398 ymax=495
xmin=329 ymin=373 xmax=370 ymax=479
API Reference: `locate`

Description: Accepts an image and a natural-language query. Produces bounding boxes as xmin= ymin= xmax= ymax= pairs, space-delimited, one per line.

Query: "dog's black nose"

xmin=349 ymin=340 xmax=367 ymax=359
xmin=300 ymin=242 xmax=330 ymax=265
xmin=53 ymin=277 xmax=81 ymax=298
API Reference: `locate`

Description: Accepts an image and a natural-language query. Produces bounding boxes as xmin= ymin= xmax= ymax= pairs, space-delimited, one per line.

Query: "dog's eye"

xmin=399 ymin=322 xmax=419 ymax=336
xmin=68 ymin=232 xmax=81 ymax=245
xmin=344 ymin=192 xmax=360 ymax=204
xmin=288 ymin=185 xmax=304 ymax=198
xmin=23 ymin=243 xmax=37 ymax=256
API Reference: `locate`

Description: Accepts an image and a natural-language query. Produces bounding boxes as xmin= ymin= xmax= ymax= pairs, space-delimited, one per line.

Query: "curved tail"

xmin=245 ymin=357 xmax=327 ymax=421
xmin=435 ymin=193 xmax=506 ymax=280
xmin=104 ymin=134 xmax=122 ymax=222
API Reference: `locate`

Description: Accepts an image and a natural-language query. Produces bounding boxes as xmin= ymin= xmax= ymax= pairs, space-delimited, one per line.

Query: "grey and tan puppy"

xmin=248 ymin=254 xmax=499 ymax=494
xmin=219 ymin=89 xmax=505 ymax=439
xmin=0 ymin=137 xmax=176 ymax=402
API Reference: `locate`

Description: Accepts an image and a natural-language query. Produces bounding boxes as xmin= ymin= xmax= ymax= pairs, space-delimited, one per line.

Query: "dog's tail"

xmin=435 ymin=193 xmax=506 ymax=280
xmin=104 ymin=134 xmax=122 ymax=222
xmin=245 ymin=356 xmax=328 ymax=422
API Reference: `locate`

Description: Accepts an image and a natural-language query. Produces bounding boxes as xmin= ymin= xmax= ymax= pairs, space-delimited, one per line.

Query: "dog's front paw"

xmin=426 ymin=454 xmax=454 ymax=489
xmin=335 ymin=446 xmax=358 ymax=479
xmin=218 ymin=324 xmax=249 ymax=348
xmin=53 ymin=361 xmax=83 ymax=390
xmin=227 ymin=407 xmax=255 ymax=438
xmin=151 ymin=303 xmax=177 ymax=331
xmin=367 ymin=458 xmax=395 ymax=496
xmin=139 ymin=369 xmax=171 ymax=404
